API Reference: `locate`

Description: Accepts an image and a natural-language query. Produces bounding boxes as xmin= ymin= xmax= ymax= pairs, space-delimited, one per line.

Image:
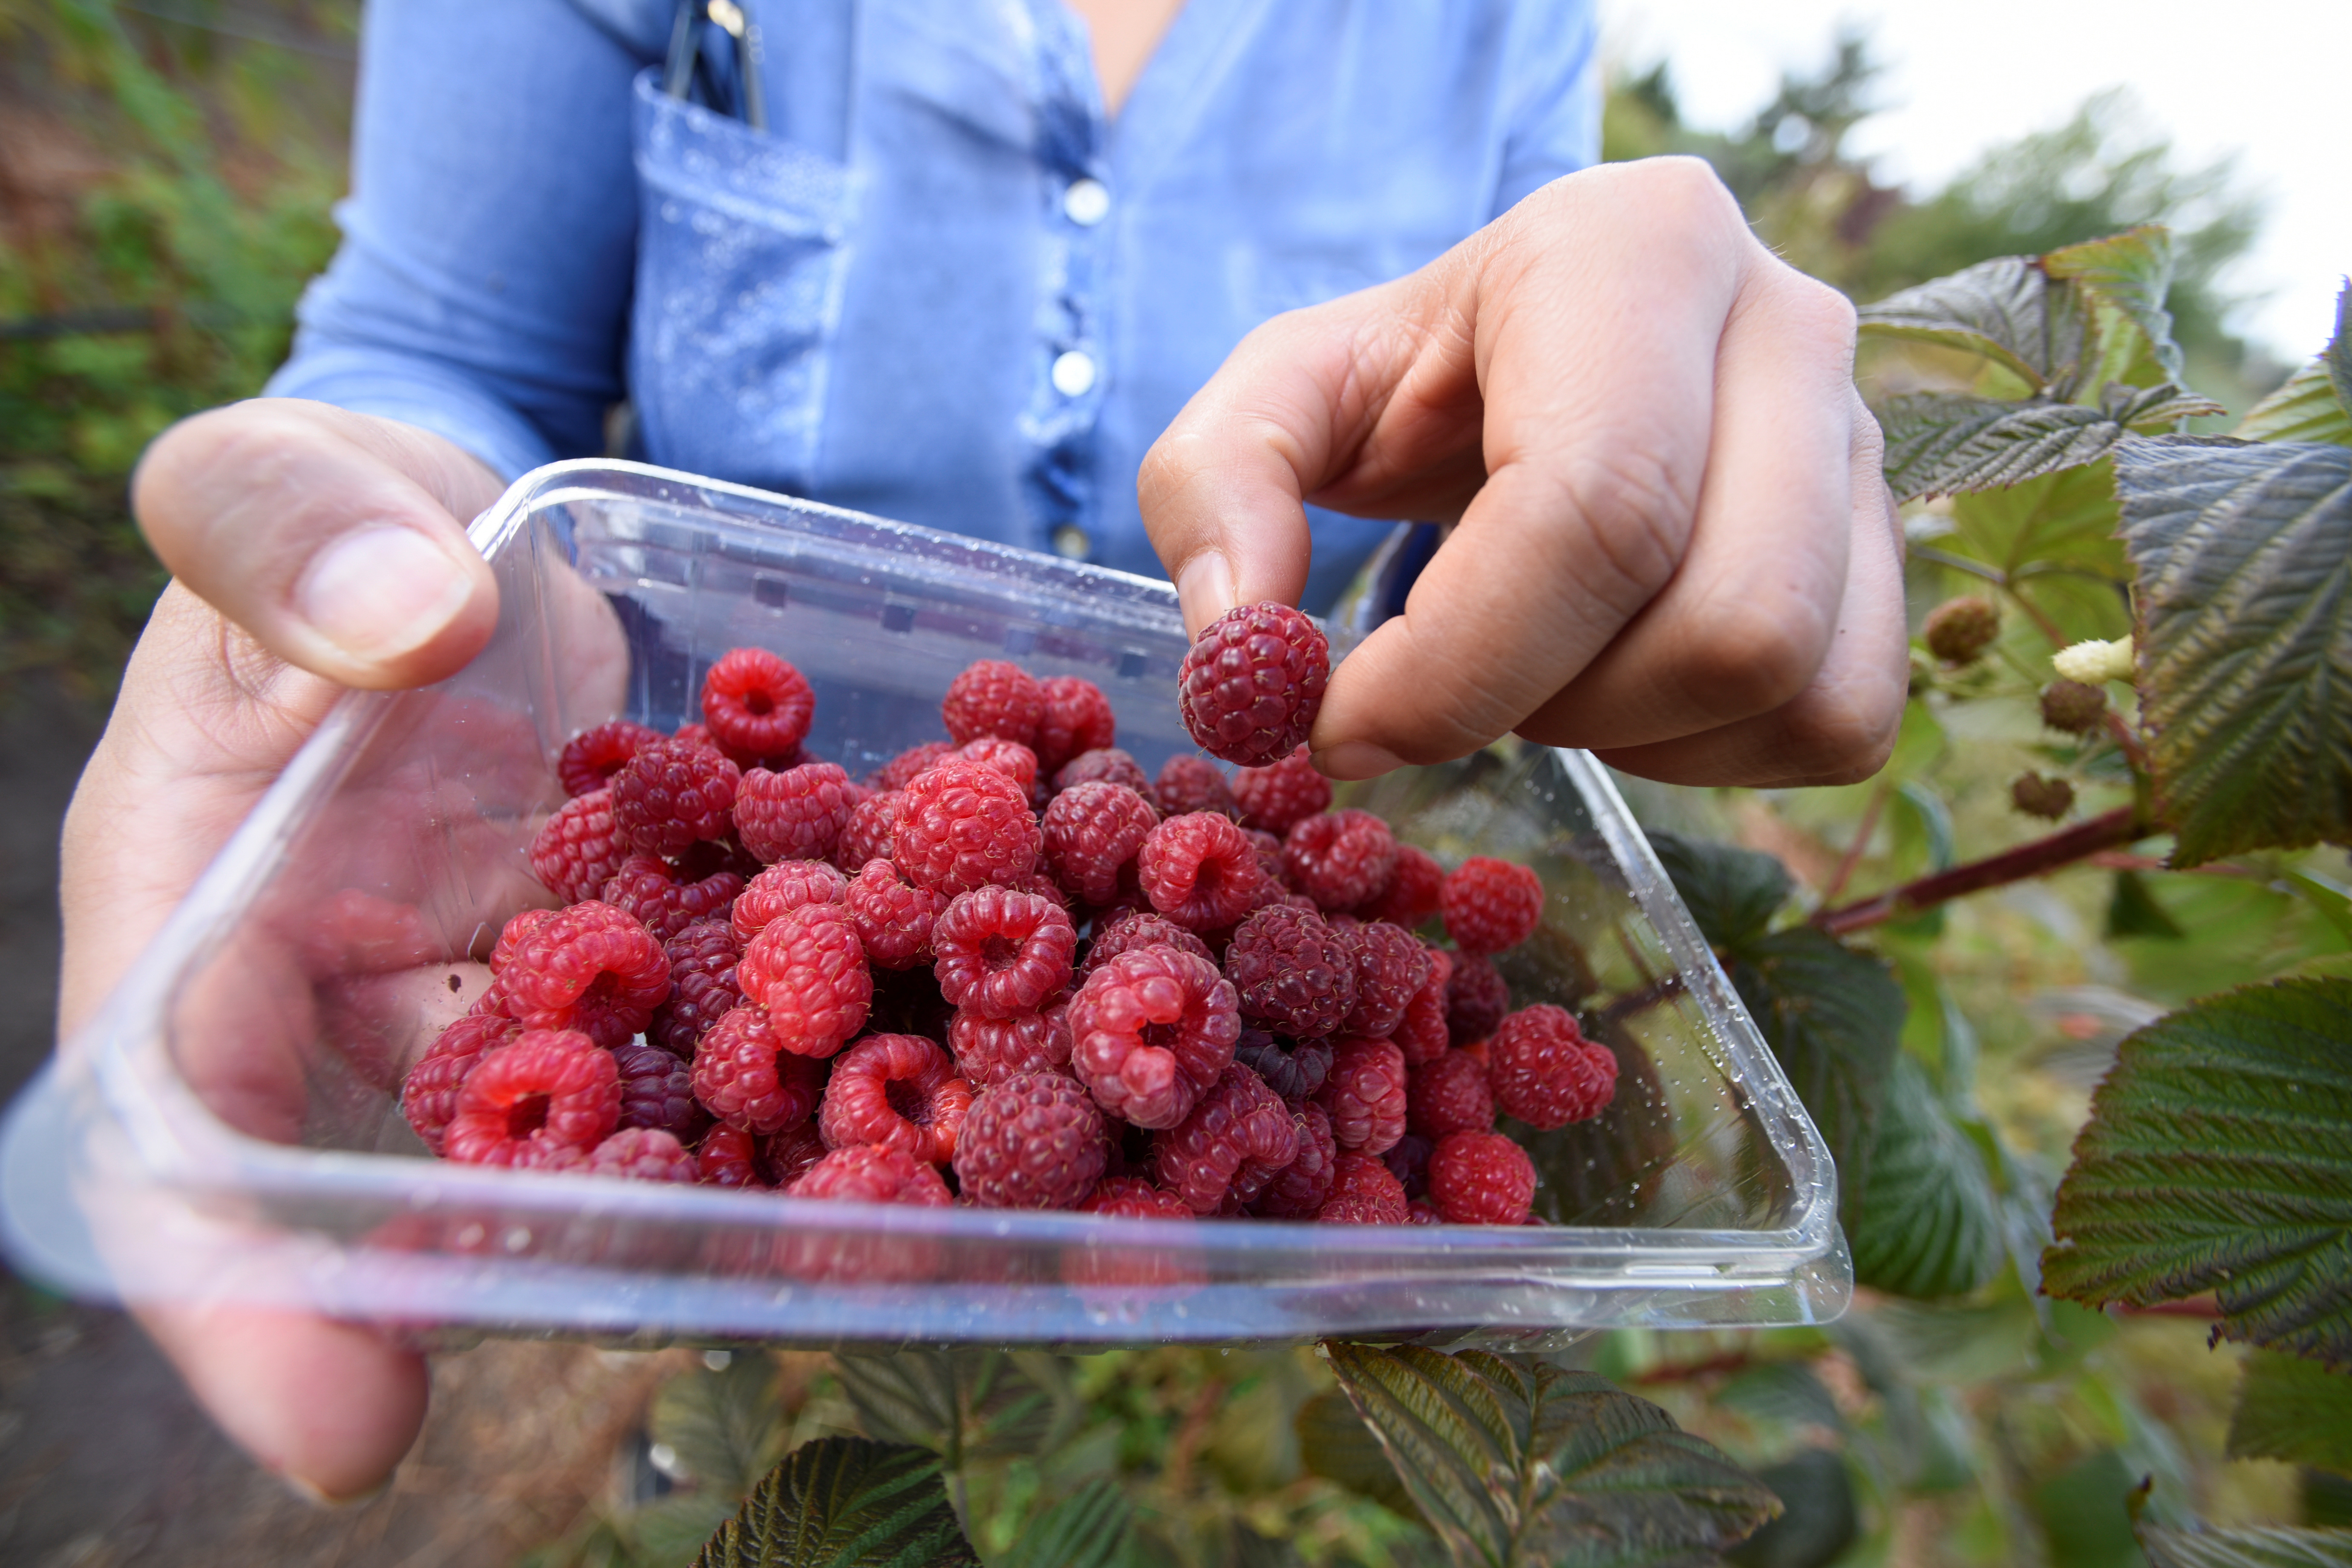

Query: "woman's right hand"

xmin=60 ymin=399 xmax=505 ymax=1501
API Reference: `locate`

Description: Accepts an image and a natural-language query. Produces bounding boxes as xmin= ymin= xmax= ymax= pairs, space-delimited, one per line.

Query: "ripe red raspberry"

xmin=819 ymin=1033 xmax=973 ymax=1166
xmin=401 ymin=1011 xmax=520 ymax=1154
xmin=1224 ymin=904 xmax=1356 ymax=1039
xmin=497 ymin=901 xmax=672 ymax=1048
xmin=943 ymin=658 xmax=1045 ymax=747
xmin=1316 ymin=1036 xmax=1407 ymax=1155
xmin=697 ymin=1124 xmax=764 ymax=1187
xmin=600 ymin=855 xmax=745 ymax=942
xmin=1409 ymin=1198 xmax=1444 ymax=1225
xmin=614 ymin=1040 xmax=712 ymax=1141
xmin=691 ymin=1005 xmax=832 ymax=1132
xmin=1360 ymin=844 xmax=1444 ymax=929
xmin=731 ymin=859 xmax=848 ymax=942
xmin=946 ymin=999 xmax=1071 ymax=1087
xmin=1251 ymin=1101 xmax=1338 ymax=1218
xmin=844 ymin=858 xmax=948 ymax=970
xmin=559 ymin=720 xmax=666 ymax=798
xmin=790 ymin=1143 xmax=954 ymax=1206
xmin=529 ymin=790 xmax=630 ymax=904
xmin=1283 ymin=810 xmax=1397 ymax=912
xmin=1317 ymin=1151 xmax=1409 ymax=1225
xmin=736 ymin=905 xmax=871 ymax=1055
xmin=873 ymin=741 xmax=955 ymax=793
xmin=1336 ymin=918 xmax=1431 ymax=1038
xmin=1428 ymin=1130 xmax=1536 ymax=1225
xmin=649 ymin=919 xmax=742 ymax=1055
xmin=1446 ymin=951 xmax=1510 ymax=1045
xmin=957 ymin=736 xmax=1040 ymax=798
xmin=835 ymin=789 xmax=906 ymax=871
xmin=1067 ymin=946 xmax=1241 ymax=1128
xmin=931 ymin=886 xmax=1076 ymax=1018
xmin=1487 ymin=1005 xmax=1617 ymax=1128
xmin=1078 ymin=1175 xmax=1193 ymax=1222
xmin=1153 ymin=1064 xmax=1299 ymax=1213
xmin=489 ymin=907 xmax=557 ymax=977
xmin=735 ymin=762 xmax=861 ymax=865
xmin=1078 ymin=911 xmax=1214 ymax=978
xmin=1136 ymin=811 xmax=1265 ymax=931
xmin=1153 ymin=756 xmax=1236 ymax=819
xmin=953 ymin=1070 xmax=1110 ymax=1208
xmin=701 ymin=647 xmax=815 ymax=761
xmin=1041 ymin=781 xmax=1158 ymax=906
xmin=1393 ymin=945 xmax=1453 ymax=1066
xmin=1035 ymin=675 xmax=1117 ymax=773
xmin=1066 ymin=1176 xmax=1202 ymax=1289
xmin=1407 ymin=1049 xmax=1495 ymax=1141
xmin=1178 ymin=601 xmax=1329 ymax=765
xmin=1233 ymin=1030 xmax=1332 ymax=1104
xmin=444 ymin=1030 xmax=620 ymax=1169
xmin=1052 ymin=746 xmax=1154 ymax=801
xmin=673 ymin=721 xmax=717 ymax=749
xmin=583 ymin=1127 xmax=698 ymax=1182
xmin=610 ymin=738 xmax=742 ymax=856
xmin=893 ymin=758 xmax=1041 ymax=896
xmin=1229 ymin=747 xmax=1331 ymax=836
xmin=1441 ymin=857 xmax=1544 ymax=956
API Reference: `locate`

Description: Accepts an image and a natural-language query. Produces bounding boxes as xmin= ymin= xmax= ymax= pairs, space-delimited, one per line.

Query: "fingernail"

xmin=1313 ymin=741 xmax=1406 ymax=781
xmin=296 ymin=527 xmax=476 ymax=665
xmin=1176 ymin=551 xmax=1236 ymax=637
xmin=279 ymin=1470 xmax=389 ymax=1509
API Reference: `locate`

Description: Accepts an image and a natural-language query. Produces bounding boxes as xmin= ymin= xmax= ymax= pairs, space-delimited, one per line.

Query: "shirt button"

xmin=1050 ymin=524 xmax=1091 ymax=559
xmin=1063 ymin=177 xmax=1110 ymax=226
xmin=1051 ymin=349 xmax=1097 ymax=397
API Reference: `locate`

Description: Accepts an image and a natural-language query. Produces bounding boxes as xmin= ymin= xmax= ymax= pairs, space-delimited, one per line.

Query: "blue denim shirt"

xmin=268 ymin=0 xmax=1599 ymax=610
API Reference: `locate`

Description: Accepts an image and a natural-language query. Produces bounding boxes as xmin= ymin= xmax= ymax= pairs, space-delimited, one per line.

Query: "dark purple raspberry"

xmin=1041 ymin=781 xmax=1158 ymax=907
xmin=1336 ymin=918 xmax=1431 ymax=1038
xmin=1407 ymin=1049 xmax=1494 ymax=1141
xmin=600 ymin=854 xmax=745 ymax=942
xmin=1178 ymin=601 xmax=1329 ymax=766
xmin=1446 ymin=951 xmax=1510 ymax=1045
xmin=649 ymin=918 xmax=743 ymax=1055
xmin=954 ymin=1071 xmax=1110 ymax=1209
xmin=610 ymin=738 xmax=742 ymax=856
xmin=1234 ymin=1028 xmax=1333 ymax=1104
xmin=1153 ymin=1064 xmax=1300 ymax=1213
xmin=1224 ymin=903 xmax=1356 ymax=1039
xmin=614 ymin=1041 xmax=712 ymax=1142
xmin=1253 ymin=1101 xmax=1338 ymax=1219
xmin=1384 ymin=1132 xmax=1433 ymax=1200
xmin=1154 ymin=755 xmax=1237 ymax=819
xmin=931 ymin=886 xmax=1077 ymax=1019
xmin=1229 ymin=746 xmax=1331 ymax=836
xmin=943 ymin=659 xmax=1046 ymax=748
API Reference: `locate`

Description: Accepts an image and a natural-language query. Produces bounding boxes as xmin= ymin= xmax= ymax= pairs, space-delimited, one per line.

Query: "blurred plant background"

xmin=3 ymin=4 xmax=2344 ymax=1566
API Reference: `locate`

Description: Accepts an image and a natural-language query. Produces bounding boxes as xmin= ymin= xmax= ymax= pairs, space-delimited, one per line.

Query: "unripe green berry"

xmin=2011 ymin=772 xmax=2075 ymax=821
xmin=2039 ymin=680 xmax=2109 ymax=735
xmin=1924 ymin=596 xmax=2000 ymax=666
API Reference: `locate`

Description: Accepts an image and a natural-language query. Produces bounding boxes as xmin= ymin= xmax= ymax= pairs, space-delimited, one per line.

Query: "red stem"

xmin=1822 ymin=782 xmax=1890 ymax=905
xmin=1814 ymin=807 xmax=2145 ymax=936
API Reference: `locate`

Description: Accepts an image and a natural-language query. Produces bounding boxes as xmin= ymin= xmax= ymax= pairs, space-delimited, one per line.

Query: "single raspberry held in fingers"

xmin=1041 ymin=781 xmax=1158 ymax=906
xmin=949 ymin=1000 xmax=1073 ymax=1086
xmin=1252 ymin=1101 xmax=1338 ymax=1218
xmin=873 ymin=742 xmax=954 ymax=793
xmin=1393 ymin=945 xmax=1453 ymax=1065
xmin=1317 ymin=1151 xmax=1409 ymax=1225
xmin=1337 ymin=918 xmax=1431 ymax=1038
xmin=402 ymin=1011 xmax=520 ymax=1153
xmin=498 ymin=901 xmax=672 ymax=1048
xmin=1153 ymin=1064 xmax=1299 ymax=1213
xmin=614 ymin=1040 xmax=712 ymax=1141
xmin=957 ymin=737 xmax=1040 ymax=798
xmin=1316 ymin=1036 xmax=1407 ymax=1156
xmin=701 ymin=647 xmax=815 ymax=760
xmin=559 ymin=720 xmax=666 ymax=798
xmin=893 ymin=758 xmax=1041 ymax=896
xmin=1441 ymin=857 xmax=1543 ymax=956
xmin=1428 ymin=1130 xmax=1535 ymax=1225
xmin=1179 ymin=601 xmax=1329 ymax=766
xmin=650 ymin=919 xmax=743 ymax=1055
xmin=1234 ymin=1030 xmax=1332 ymax=1104
xmin=1154 ymin=756 xmax=1237 ymax=820
xmin=529 ymin=790 xmax=629 ymax=904
xmin=697 ymin=1124 xmax=764 ymax=1188
xmin=1067 ymin=946 xmax=1241 ymax=1128
xmin=845 ymin=858 xmax=948 ymax=970
xmin=819 ymin=1033 xmax=972 ymax=1166
xmin=1224 ymin=904 xmax=1356 ymax=1039
xmin=691 ymin=1005 xmax=831 ymax=1132
xmin=836 ymin=789 xmax=906 ymax=871
xmin=611 ymin=738 xmax=741 ymax=856
xmin=1079 ymin=912 xmax=1214 ymax=978
xmin=1445 ymin=952 xmax=1510 ymax=1045
xmin=1488 ymin=1005 xmax=1616 ymax=1128
xmin=1361 ymin=844 xmax=1444 ymax=929
xmin=445 ymin=1030 xmax=620 ymax=1169
xmin=1407 ymin=1049 xmax=1495 ymax=1141
xmin=943 ymin=659 xmax=1046 ymax=747
xmin=490 ymin=907 xmax=558 ymax=976
xmin=737 ymin=905 xmax=871 ymax=1055
xmin=790 ymin=1144 xmax=953 ymax=1206
xmin=1035 ymin=675 xmax=1116 ymax=774
xmin=732 ymin=859 xmax=850 ymax=942
xmin=1136 ymin=812 xmax=1265 ymax=931
xmin=735 ymin=763 xmax=861 ymax=865
xmin=930 ymin=886 xmax=1075 ymax=1018
xmin=583 ymin=1127 xmax=698 ymax=1182
xmin=954 ymin=1070 xmax=1111 ymax=1208
xmin=1053 ymin=747 xmax=1153 ymax=800
xmin=601 ymin=855 xmax=744 ymax=942
xmin=1284 ymin=810 xmax=1397 ymax=913
xmin=1229 ymin=747 xmax=1331 ymax=836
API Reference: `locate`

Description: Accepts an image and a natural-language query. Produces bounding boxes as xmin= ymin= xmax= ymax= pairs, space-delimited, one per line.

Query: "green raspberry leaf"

xmin=691 ymin=1436 xmax=980 ymax=1568
xmin=2227 ymin=1350 xmax=2352 ymax=1476
xmin=2330 ymin=280 xmax=2352 ymax=419
xmin=1860 ymin=255 xmax=2089 ymax=396
xmin=2237 ymin=359 xmax=2352 ymax=447
xmin=1878 ymin=383 xmax=2219 ymax=503
xmin=2111 ymin=435 xmax=2352 ymax=867
xmin=1321 ymin=1343 xmax=1779 ymax=1568
xmin=2045 ymin=225 xmax=2186 ymax=388
xmin=1644 ymin=832 xmax=1794 ymax=951
xmin=998 ymin=1478 xmax=1135 ymax=1568
xmin=2041 ymin=978 xmax=2352 ymax=1367
xmin=1297 ymin=1386 xmax=1422 ymax=1519
xmin=653 ymin=1355 xmax=791 ymax=1503
xmin=1847 ymin=1055 xmax=2004 ymax=1300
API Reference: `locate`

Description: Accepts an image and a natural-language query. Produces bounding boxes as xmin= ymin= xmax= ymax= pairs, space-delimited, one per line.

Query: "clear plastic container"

xmin=0 ymin=461 xmax=1846 ymax=1348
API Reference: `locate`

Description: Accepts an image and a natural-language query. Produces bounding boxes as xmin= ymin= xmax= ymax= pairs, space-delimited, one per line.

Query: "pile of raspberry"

xmin=401 ymin=616 xmax=1616 ymax=1234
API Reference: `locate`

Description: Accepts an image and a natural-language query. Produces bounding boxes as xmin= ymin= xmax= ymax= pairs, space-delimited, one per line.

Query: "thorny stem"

xmin=1814 ymin=806 xmax=2147 ymax=937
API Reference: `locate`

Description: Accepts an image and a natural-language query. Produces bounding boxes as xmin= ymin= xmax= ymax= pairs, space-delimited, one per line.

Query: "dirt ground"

xmin=0 ymin=677 xmax=666 ymax=1566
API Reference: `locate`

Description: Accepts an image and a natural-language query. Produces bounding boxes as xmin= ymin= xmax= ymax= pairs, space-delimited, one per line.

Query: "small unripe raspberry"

xmin=2012 ymin=772 xmax=2075 ymax=821
xmin=2053 ymin=636 xmax=2135 ymax=685
xmin=2039 ymin=680 xmax=2108 ymax=735
xmin=1923 ymin=596 xmax=1999 ymax=666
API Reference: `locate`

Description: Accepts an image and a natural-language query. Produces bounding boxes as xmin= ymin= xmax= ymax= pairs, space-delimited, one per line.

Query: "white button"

xmin=1051 ymin=524 xmax=1091 ymax=559
xmin=1063 ymin=177 xmax=1110 ymax=226
xmin=1051 ymin=349 xmax=1097 ymax=397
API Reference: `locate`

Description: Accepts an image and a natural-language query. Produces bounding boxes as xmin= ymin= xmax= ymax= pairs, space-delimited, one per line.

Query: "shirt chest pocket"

xmin=628 ymin=69 xmax=856 ymax=493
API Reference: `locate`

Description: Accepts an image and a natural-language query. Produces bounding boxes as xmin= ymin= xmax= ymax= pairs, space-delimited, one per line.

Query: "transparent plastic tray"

xmin=0 ymin=460 xmax=1846 ymax=1348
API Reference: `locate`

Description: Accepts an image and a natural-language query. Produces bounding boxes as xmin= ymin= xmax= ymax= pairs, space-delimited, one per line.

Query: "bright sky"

xmin=1599 ymin=0 xmax=2349 ymax=363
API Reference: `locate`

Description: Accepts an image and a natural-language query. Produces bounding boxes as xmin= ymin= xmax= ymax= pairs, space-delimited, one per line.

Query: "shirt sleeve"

xmin=264 ymin=0 xmax=654 ymax=481
xmin=1488 ymin=0 xmax=1603 ymax=218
